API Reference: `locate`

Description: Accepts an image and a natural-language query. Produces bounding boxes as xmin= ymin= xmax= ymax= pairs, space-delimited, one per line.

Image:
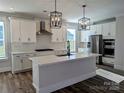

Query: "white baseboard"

xmin=0 ymin=66 xmax=11 ymax=73
xmin=33 ymin=72 xmax=96 ymax=93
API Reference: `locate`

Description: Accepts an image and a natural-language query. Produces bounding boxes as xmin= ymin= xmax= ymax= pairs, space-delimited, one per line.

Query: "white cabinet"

xmin=51 ymin=29 xmax=59 ymax=42
xmin=12 ymin=55 xmax=22 ymax=72
xmin=51 ymin=27 xmax=67 ymax=42
xmin=102 ymin=57 xmax=115 ymax=65
xmin=10 ymin=19 xmax=36 ymax=43
xmin=95 ymin=24 xmax=102 ymax=35
xmin=109 ymin=22 xmax=116 ymax=37
xmin=11 ymin=51 xmax=55 ymax=73
xmin=91 ymin=22 xmax=116 ymax=39
xmin=91 ymin=24 xmax=102 ymax=35
xmin=62 ymin=27 xmax=67 ymax=42
xmin=12 ymin=53 xmax=33 ymax=73
xmin=81 ymin=31 xmax=94 ymax=42
xmin=10 ymin=19 xmax=21 ymax=42
xmin=45 ymin=20 xmax=51 ymax=33
xmin=20 ymin=20 xmax=36 ymax=43
xmin=102 ymin=23 xmax=110 ymax=36
xmin=102 ymin=22 xmax=116 ymax=38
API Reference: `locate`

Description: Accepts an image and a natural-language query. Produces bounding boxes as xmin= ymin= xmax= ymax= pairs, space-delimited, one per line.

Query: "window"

xmin=67 ymin=29 xmax=76 ymax=52
xmin=0 ymin=22 xmax=5 ymax=58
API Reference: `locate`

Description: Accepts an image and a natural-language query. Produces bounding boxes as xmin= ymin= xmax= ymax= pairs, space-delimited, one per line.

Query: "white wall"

xmin=114 ymin=16 xmax=124 ymax=70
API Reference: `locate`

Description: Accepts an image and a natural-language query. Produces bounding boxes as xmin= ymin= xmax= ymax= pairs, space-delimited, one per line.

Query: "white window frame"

xmin=0 ymin=17 xmax=8 ymax=61
xmin=67 ymin=29 xmax=76 ymax=53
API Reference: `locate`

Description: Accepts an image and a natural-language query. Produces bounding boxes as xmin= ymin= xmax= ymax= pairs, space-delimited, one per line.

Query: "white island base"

xmin=30 ymin=53 xmax=99 ymax=93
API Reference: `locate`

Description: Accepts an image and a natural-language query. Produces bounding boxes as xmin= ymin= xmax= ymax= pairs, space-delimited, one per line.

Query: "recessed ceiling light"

xmin=10 ymin=8 xmax=14 ymax=10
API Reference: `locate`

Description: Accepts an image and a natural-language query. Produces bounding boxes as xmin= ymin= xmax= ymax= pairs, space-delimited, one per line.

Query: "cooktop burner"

xmin=35 ymin=49 xmax=54 ymax=52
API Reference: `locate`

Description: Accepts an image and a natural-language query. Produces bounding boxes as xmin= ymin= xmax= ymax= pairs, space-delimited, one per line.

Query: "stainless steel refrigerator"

xmin=90 ymin=35 xmax=103 ymax=64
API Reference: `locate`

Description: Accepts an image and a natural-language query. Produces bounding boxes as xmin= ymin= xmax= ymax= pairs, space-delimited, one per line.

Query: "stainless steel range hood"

xmin=37 ymin=21 xmax=52 ymax=35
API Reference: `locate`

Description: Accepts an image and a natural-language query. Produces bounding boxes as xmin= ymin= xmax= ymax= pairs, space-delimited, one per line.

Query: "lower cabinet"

xmin=21 ymin=57 xmax=32 ymax=70
xmin=12 ymin=55 xmax=22 ymax=72
xmin=12 ymin=51 xmax=55 ymax=73
xmin=102 ymin=57 xmax=115 ymax=65
xmin=12 ymin=54 xmax=33 ymax=73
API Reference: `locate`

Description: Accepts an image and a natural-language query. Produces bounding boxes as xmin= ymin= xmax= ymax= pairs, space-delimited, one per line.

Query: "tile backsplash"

xmin=11 ymin=35 xmax=66 ymax=52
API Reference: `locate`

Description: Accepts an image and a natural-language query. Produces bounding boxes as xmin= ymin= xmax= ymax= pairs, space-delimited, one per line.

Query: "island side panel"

xmin=36 ymin=57 xmax=96 ymax=93
xmin=32 ymin=61 xmax=40 ymax=90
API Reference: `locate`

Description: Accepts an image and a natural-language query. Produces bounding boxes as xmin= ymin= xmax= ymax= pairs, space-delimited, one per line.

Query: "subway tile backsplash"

xmin=11 ymin=35 xmax=66 ymax=52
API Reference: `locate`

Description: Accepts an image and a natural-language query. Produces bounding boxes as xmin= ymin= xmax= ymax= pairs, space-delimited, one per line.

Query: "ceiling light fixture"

xmin=10 ymin=7 xmax=14 ymax=10
xmin=78 ymin=5 xmax=90 ymax=31
xmin=50 ymin=0 xmax=62 ymax=29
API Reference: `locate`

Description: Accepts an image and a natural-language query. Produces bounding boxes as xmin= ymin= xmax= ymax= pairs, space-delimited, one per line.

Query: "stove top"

xmin=35 ymin=49 xmax=54 ymax=52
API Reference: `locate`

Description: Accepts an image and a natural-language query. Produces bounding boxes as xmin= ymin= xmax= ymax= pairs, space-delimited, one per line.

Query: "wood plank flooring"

xmin=0 ymin=68 xmax=124 ymax=93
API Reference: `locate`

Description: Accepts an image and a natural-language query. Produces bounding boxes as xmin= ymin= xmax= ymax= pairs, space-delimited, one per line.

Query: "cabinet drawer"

xmin=103 ymin=57 xmax=115 ymax=64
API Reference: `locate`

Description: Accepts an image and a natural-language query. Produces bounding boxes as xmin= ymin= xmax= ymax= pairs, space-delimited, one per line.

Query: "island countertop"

xmin=29 ymin=53 xmax=100 ymax=66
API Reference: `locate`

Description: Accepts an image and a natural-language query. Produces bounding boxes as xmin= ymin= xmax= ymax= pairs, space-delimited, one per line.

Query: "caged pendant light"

xmin=78 ymin=5 xmax=90 ymax=31
xmin=50 ymin=0 xmax=62 ymax=29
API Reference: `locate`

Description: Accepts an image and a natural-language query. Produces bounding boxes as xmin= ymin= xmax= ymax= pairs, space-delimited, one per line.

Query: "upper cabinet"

xmin=81 ymin=30 xmax=94 ymax=42
xmin=91 ymin=24 xmax=102 ymax=35
xmin=10 ymin=19 xmax=21 ymax=42
xmin=96 ymin=24 xmax=102 ymax=35
xmin=10 ymin=18 xmax=36 ymax=43
xmin=45 ymin=20 xmax=51 ymax=33
xmin=80 ymin=22 xmax=116 ymax=42
xmin=102 ymin=23 xmax=110 ymax=36
xmin=102 ymin=22 xmax=116 ymax=38
xmin=109 ymin=22 xmax=116 ymax=37
xmin=51 ymin=26 xmax=67 ymax=42
xmin=91 ymin=22 xmax=116 ymax=38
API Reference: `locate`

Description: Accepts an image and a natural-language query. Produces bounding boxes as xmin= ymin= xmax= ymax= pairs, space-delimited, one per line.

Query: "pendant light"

xmin=78 ymin=5 xmax=90 ymax=31
xmin=50 ymin=0 xmax=62 ymax=29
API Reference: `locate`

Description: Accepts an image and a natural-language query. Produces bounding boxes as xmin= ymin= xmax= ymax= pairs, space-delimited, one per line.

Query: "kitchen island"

xmin=30 ymin=53 xmax=100 ymax=93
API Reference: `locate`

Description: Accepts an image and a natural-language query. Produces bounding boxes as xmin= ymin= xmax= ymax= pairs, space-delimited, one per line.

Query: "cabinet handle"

xmin=108 ymin=32 xmax=111 ymax=35
xmin=19 ymin=38 xmax=21 ymax=41
xmin=16 ymin=56 xmax=20 ymax=58
xmin=26 ymin=55 xmax=30 ymax=57
xmin=57 ymin=38 xmax=58 ymax=41
xmin=33 ymin=54 xmax=37 ymax=56
xmin=21 ymin=59 xmax=23 ymax=63
xmin=28 ymin=38 xmax=31 ymax=41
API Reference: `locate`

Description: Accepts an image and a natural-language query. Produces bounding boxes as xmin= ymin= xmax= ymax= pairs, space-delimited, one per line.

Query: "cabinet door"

xmin=10 ymin=19 xmax=21 ymax=42
xmin=81 ymin=31 xmax=89 ymax=42
xmin=51 ymin=29 xmax=59 ymax=42
xmin=95 ymin=24 xmax=102 ymax=35
xmin=110 ymin=22 xmax=116 ymax=37
xmin=102 ymin=23 xmax=110 ymax=36
xmin=20 ymin=20 xmax=29 ymax=42
xmin=20 ymin=20 xmax=36 ymax=43
xmin=51 ymin=27 xmax=67 ymax=42
xmin=62 ymin=27 xmax=67 ymax=42
xmin=58 ymin=28 xmax=63 ymax=42
xmin=45 ymin=20 xmax=51 ymax=33
xmin=22 ymin=58 xmax=32 ymax=70
xmin=12 ymin=55 xmax=22 ymax=73
xmin=28 ymin=21 xmax=36 ymax=42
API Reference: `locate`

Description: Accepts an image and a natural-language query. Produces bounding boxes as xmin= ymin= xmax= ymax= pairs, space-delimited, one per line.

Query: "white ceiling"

xmin=0 ymin=0 xmax=124 ymax=23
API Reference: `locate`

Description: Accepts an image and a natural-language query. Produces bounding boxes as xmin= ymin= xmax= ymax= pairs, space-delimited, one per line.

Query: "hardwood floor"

xmin=0 ymin=69 xmax=124 ymax=93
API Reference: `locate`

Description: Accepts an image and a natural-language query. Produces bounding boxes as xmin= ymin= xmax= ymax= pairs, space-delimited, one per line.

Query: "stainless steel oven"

xmin=103 ymin=39 xmax=115 ymax=58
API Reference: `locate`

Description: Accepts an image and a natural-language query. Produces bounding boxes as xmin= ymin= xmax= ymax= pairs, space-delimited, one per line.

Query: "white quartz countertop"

xmin=11 ymin=50 xmax=54 ymax=55
xmin=29 ymin=53 xmax=100 ymax=66
xmin=11 ymin=51 xmax=36 ymax=55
